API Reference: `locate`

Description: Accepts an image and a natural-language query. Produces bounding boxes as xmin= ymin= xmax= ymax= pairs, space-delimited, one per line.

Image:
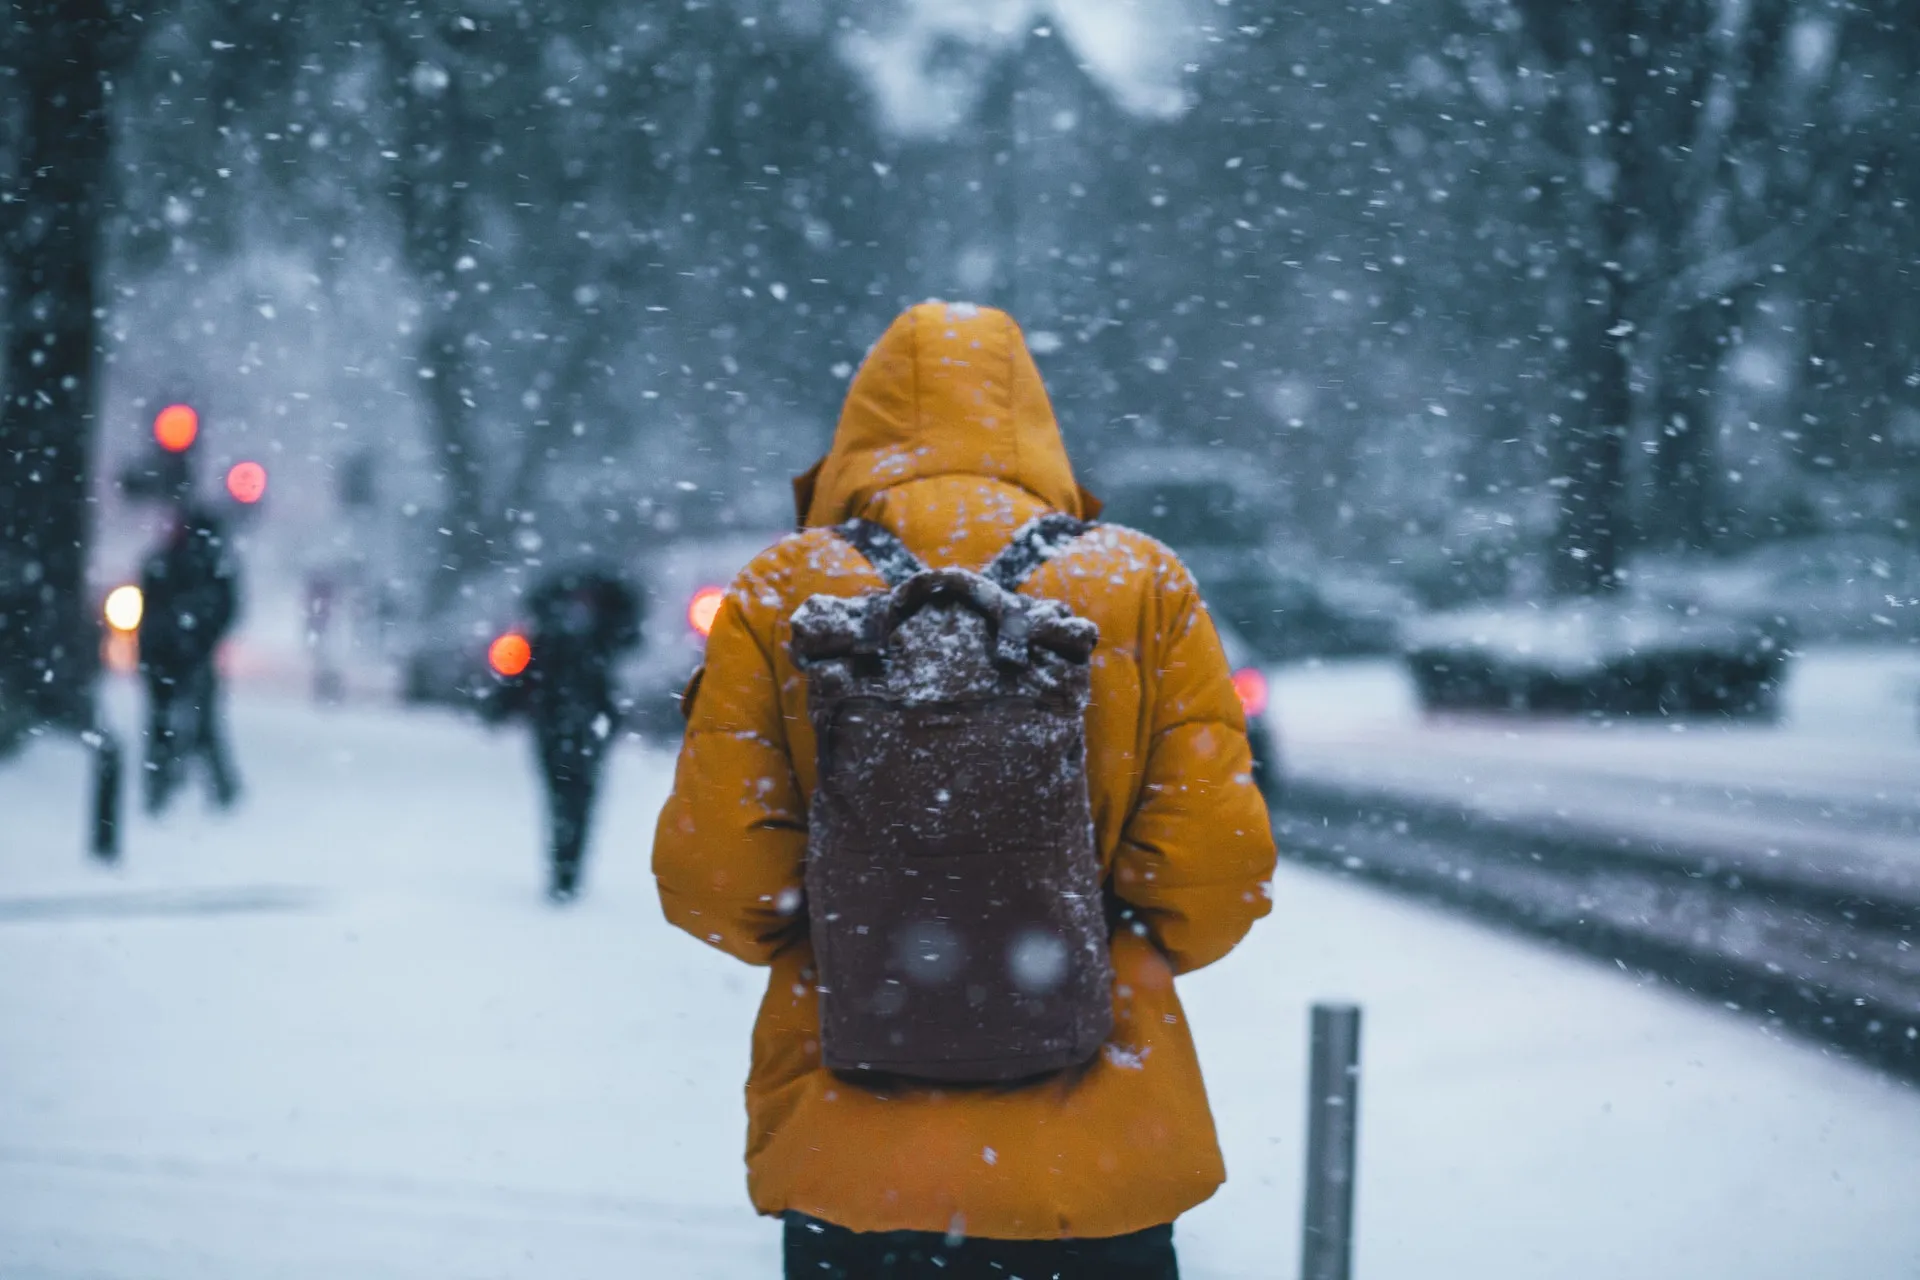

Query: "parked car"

xmin=1626 ymin=533 xmax=1920 ymax=642
xmin=1091 ymin=448 xmax=1404 ymax=661
xmin=1403 ymin=597 xmax=1789 ymax=718
xmin=1212 ymin=613 xmax=1285 ymax=804
xmin=399 ymin=571 xmax=531 ymax=709
xmin=1299 ymin=567 xmax=1418 ymax=656
xmin=620 ymin=531 xmax=787 ymax=740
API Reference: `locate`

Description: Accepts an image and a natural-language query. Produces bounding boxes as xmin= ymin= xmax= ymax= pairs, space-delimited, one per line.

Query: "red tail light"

xmin=1232 ymin=667 xmax=1269 ymax=718
xmin=489 ymin=632 xmax=532 ymax=677
xmin=688 ymin=586 xmax=726 ymax=638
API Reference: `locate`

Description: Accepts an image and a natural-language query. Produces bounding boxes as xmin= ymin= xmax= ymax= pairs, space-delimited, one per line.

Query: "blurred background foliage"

xmin=5 ymin=0 xmax=1920 ymax=636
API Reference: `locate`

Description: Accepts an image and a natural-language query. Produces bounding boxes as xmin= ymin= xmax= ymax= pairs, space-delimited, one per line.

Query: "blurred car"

xmin=398 ymin=533 xmax=785 ymax=734
xmin=1626 ymin=534 xmax=1920 ymax=642
xmin=1091 ymin=448 xmax=1405 ymax=662
xmin=619 ymin=531 xmax=787 ymax=740
xmin=1211 ymin=613 xmax=1285 ymax=804
xmin=1300 ymin=568 xmax=1418 ymax=656
xmin=1403 ymin=597 xmax=1789 ymax=719
xmin=399 ymin=568 xmax=548 ymax=709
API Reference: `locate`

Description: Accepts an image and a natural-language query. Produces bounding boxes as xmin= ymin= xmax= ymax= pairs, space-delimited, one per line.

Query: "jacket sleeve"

xmin=652 ymin=589 xmax=809 ymax=966
xmin=1109 ymin=566 xmax=1277 ymax=975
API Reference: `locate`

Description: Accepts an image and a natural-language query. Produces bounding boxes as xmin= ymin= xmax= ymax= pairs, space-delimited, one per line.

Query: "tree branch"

xmin=1660 ymin=142 xmax=1889 ymax=316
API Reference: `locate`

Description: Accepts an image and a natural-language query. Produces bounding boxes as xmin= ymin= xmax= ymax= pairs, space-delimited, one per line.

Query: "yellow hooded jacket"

xmin=652 ymin=301 xmax=1277 ymax=1240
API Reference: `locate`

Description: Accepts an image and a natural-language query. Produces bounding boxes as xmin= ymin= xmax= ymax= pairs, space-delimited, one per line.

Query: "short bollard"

xmin=1300 ymin=1002 xmax=1362 ymax=1280
xmin=89 ymin=727 xmax=123 ymax=862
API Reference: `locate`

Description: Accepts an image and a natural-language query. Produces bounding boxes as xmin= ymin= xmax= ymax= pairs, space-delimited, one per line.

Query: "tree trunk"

xmin=393 ymin=35 xmax=492 ymax=614
xmin=1551 ymin=149 xmax=1636 ymax=596
xmin=1648 ymin=302 xmax=1729 ymax=551
xmin=0 ymin=0 xmax=117 ymax=729
xmin=1547 ymin=8 xmax=1644 ymax=598
xmin=1552 ymin=277 xmax=1632 ymax=596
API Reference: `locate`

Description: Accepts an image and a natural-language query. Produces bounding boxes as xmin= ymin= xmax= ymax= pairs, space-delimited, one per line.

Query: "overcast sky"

xmin=844 ymin=0 xmax=1201 ymax=135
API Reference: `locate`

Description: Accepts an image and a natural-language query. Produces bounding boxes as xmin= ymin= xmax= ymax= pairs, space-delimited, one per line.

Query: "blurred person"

xmin=138 ymin=505 xmax=241 ymax=814
xmin=653 ymin=302 xmax=1277 ymax=1279
xmin=485 ymin=567 xmax=642 ymax=902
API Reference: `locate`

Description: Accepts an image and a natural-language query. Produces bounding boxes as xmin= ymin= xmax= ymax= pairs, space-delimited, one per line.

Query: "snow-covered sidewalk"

xmin=2 ymin=683 xmax=1918 ymax=1278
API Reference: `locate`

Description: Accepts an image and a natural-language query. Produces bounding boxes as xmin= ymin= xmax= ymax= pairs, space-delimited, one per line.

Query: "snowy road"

xmin=1268 ymin=647 xmax=1920 ymax=1076
xmin=4 ymin=681 xmax=1920 ymax=1278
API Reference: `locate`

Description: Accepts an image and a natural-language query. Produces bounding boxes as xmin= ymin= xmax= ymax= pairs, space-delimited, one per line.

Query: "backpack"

xmin=788 ymin=513 xmax=1113 ymax=1083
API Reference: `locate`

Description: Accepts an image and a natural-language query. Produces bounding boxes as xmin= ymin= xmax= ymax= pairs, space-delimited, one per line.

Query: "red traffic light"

xmin=489 ymin=632 xmax=532 ymax=677
xmin=226 ymin=461 xmax=267 ymax=504
xmin=154 ymin=404 xmax=199 ymax=453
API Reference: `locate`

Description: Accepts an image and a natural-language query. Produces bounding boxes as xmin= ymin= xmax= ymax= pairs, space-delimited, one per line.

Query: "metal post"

xmin=89 ymin=726 xmax=121 ymax=862
xmin=1300 ymin=1002 xmax=1362 ymax=1280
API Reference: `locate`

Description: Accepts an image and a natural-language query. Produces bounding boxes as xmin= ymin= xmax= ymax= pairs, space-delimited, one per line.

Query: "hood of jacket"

xmin=794 ymin=301 xmax=1098 ymax=528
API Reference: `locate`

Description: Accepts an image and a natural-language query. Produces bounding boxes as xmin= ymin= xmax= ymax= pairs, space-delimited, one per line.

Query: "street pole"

xmin=1300 ymin=1002 xmax=1362 ymax=1280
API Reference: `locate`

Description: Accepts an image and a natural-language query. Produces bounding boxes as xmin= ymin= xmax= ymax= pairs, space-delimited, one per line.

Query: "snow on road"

xmin=3 ymin=679 xmax=1918 ymax=1278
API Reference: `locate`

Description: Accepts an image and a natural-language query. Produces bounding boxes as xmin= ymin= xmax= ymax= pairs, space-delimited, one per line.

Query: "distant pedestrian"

xmin=652 ymin=302 xmax=1277 ymax=1278
xmin=138 ymin=505 xmax=241 ymax=813
xmin=486 ymin=568 xmax=642 ymax=901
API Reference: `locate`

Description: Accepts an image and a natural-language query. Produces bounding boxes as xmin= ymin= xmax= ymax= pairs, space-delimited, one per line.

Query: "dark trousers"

xmin=535 ymin=719 xmax=606 ymax=890
xmin=143 ymin=663 xmax=238 ymax=812
xmin=783 ymin=1213 xmax=1178 ymax=1280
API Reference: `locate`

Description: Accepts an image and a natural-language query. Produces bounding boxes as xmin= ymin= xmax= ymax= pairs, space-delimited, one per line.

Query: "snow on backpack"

xmin=788 ymin=513 xmax=1113 ymax=1083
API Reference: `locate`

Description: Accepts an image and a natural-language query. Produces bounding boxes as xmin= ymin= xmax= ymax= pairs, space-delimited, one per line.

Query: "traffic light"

xmin=122 ymin=400 xmax=271 ymax=515
xmin=153 ymin=403 xmax=200 ymax=453
xmin=225 ymin=461 xmax=267 ymax=505
xmin=489 ymin=632 xmax=532 ymax=677
xmin=121 ymin=402 xmax=201 ymax=501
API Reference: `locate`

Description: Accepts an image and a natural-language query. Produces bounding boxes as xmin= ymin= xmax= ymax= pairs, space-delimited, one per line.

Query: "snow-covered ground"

xmin=3 ymin=677 xmax=1919 ymax=1278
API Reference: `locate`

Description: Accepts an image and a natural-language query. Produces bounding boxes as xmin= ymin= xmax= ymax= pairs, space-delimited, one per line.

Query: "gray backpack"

xmin=789 ymin=514 xmax=1113 ymax=1083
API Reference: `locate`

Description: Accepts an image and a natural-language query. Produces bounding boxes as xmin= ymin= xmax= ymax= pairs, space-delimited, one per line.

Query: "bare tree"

xmin=1492 ymin=0 xmax=1893 ymax=588
xmin=0 ymin=0 xmax=139 ymax=730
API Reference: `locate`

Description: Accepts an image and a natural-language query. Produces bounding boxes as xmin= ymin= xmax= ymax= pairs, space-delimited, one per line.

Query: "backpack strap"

xmin=984 ymin=513 xmax=1095 ymax=592
xmin=832 ymin=519 xmax=927 ymax=589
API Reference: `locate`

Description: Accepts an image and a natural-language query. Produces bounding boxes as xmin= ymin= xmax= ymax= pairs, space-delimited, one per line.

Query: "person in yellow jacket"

xmin=653 ymin=300 xmax=1277 ymax=1278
